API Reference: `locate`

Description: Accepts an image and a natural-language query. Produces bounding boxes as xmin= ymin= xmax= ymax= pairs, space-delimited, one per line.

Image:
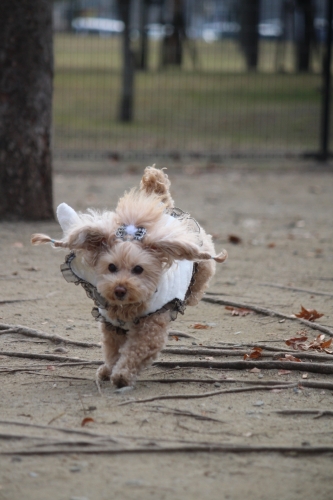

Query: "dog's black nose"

xmin=114 ymin=286 xmax=127 ymax=299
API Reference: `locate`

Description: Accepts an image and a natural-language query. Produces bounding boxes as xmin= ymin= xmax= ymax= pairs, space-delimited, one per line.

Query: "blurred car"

xmin=258 ymin=19 xmax=283 ymax=38
xmin=314 ymin=17 xmax=333 ymax=43
xmin=71 ymin=17 xmax=124 ymax=36
xmin=145 ymin=23 xmax=174 ymax=40
xmin=201 ymin=22 xmax=240 ymax=42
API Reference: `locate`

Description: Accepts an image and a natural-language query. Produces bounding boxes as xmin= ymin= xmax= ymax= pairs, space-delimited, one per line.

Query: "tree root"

xmin=154 ymin=359 xmax=333 ymax=374
xmin=202 ymin=297 xmax=333 ymax=337
xmin=0 ymin=323 xmax=100 ymax=348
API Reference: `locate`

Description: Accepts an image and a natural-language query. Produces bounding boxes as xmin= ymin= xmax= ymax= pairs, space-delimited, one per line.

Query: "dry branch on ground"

xmin=202 ymin=298 xmax=333 ymax=337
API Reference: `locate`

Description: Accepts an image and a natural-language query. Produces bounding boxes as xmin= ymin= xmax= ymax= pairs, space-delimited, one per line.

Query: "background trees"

xmin=239 ymin=0 xmax=260 ymax=71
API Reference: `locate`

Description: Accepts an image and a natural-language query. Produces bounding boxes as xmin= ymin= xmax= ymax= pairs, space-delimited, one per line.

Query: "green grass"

xmin=53 ymin=34 xmax=326 ymax=154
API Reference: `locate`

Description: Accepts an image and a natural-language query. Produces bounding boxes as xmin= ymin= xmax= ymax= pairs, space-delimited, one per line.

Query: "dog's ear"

xmin=66 ymin=226 xmax=115 ymax=252
xmin=31 ymin=234 xmax=66 ymax=247
xmin=31 ymin=227 xmax=116 ymax=262
xmin=57 ymin=203 xmax=80 ymax=232
xmin=149 ymin=240 xmax=227 ymax=264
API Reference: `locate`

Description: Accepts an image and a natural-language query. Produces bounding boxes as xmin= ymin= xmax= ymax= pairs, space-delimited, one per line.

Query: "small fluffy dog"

xmin=32 ymin=167 xmax=227 ymax=388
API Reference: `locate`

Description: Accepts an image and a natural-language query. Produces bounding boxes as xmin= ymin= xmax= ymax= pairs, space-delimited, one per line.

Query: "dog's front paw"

xmin=97 ymin=364 xmax=112 ymax=381
xmin=111 ymin=370 xmax=134 ymax=389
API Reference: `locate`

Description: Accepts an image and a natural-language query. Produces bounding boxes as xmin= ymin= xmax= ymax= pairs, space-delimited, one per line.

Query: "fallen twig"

xmin=217 ymin=342 xmax=288 ymax=351
xmin=168 ymin=330 xmax=195 ymax=339
xmin=22 ymin=371 xmax=93 ymax=381
xmin=0 ymin=419 xmax=114 ymax=439
xmin=147 ymin=406 xmax=225 ymax=423
xmin=162 ymin=347 xmax=333 ymax=361
xmin=272 ymin=351 xmax=333 ymax=361
xmin=140 ymin=377 xmax=292 ymax=385
xmin=163 ymin=347 xmax=271 ymax=357
xmin=298 ymin=380 xmax=333 ymax=390
xmin=0 ymin=366 xmax=44 ymax=373
xmin=0 ymin=361 xmax=99 ymax=370
xmin=202 ymin=298 xmax=333 ymax=337
xmin=154 ymin=359 xmax=333 ymax=374
xmin=1 ymin=419 xmax=333 ymax=456
xmin=140 ymin=378 xmax=333 ymax=391
xmin=0 ymin=323 xmax=193 ymax=344
xmin=0 ymin=323 xmax=100 ymax=348
xmin=118 ymin=383 xmax=297 ymax=406
xmin=0 ymin=432 xmax=61 ymax=441
xmin=259 ymin=282 xmax=333 ymax=298
xmin=275 ymin=409 xmax=333 ymax=418
xmin=0 ymin=298 xmax=41 ymax=305
xmin=1 ymin=443 xmax=332 ymax=456
xmin=0 ymin=351 xmax=100 ymax=364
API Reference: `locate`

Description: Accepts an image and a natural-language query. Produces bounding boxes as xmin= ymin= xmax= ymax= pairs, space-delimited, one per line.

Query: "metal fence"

xmin=53 ymin=0 xmax=332 ymax=161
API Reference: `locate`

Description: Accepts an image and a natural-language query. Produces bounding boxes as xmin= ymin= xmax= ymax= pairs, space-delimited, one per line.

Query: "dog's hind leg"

xmin=186 ymin=259 xmax=216 ymax=306
xmin=186 ymin=231 xmax=217 ymax=306
xmin=140 ymin=166 xmax=174 ymax=208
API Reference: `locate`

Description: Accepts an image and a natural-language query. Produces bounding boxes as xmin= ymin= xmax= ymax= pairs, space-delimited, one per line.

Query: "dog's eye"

xmin=132 ymin=265 xmax=144 ymax=275
xmin=108 ymin=263 xmax=118 ymax=273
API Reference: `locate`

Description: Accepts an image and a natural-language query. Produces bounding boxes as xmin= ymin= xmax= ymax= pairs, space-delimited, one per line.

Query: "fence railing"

xmin=52 ymin=0 xmax=332 ymax=161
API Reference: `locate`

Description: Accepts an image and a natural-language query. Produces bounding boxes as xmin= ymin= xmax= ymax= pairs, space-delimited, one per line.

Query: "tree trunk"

xmin=295 ymin=0 xmax=315 ymax=72
xmin=138 ymin=0 xmax=149 ymax=71
xmin=0 ymin=0 xmax=54 ymax=220
xmin=161 ymin=0 xmax=185 ymax=66
xmin=239 ymin=0 xmax=260 ymax=71
xmin=117 ymin=0 xmax=135 ymax=122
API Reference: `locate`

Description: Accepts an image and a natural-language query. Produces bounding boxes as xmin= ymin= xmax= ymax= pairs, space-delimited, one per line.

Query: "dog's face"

xmin=94 ymin=241 xmax=163 ymax=307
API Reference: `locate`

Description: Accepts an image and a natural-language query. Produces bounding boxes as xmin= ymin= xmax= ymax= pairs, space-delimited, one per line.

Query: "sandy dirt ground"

xmin=0 ymin=161 xmax=333 ymax=500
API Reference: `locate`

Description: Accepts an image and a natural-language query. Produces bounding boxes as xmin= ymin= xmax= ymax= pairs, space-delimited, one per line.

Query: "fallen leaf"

xmin=81 ymin=417 xmax=95 ymax=427
xmin=320 ymin=339 xmax=332 ymax=349
xmin=285 ymin=333 xmax=308 ymax=350
xmin=244 ymin=347 xmax=263 ymax=360
xmin=249 ymin=367 xmax=261 ymax=373
xmin=225 ymin=306 xmax=253 ymax=316
xmin=228 ymin=234 xmax=242 ymax=245
xmin=47 ymin=365 xmax=55 ymax=371
xmin=294 ymin=305 xmax=324 ymax=322
xmin=302 ymin=373 xmax=308 ymax=379
xmin=205 ymin=356 xmax=215 ymax=361
xmin=278 ymin=354 xmax=302 ymax=362
xmin=286 ymin=333 xmax=332 ymax=352
xmin=171 ymin=336 xmax=179 ymax=341
xmin=267 ymin=242 xmax=276 ymax=248
xmin=278 ymin=370 xmax=291 ymax=375
xmin=192 ymin=323 xmax=211 ymax=330
xmin=308 ymin=334 xmax=332 ymax=352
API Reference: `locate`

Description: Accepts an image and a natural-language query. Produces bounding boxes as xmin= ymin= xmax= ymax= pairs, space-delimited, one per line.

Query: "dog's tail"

xmin=140 ymin=165 xmax=174 ymax=208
